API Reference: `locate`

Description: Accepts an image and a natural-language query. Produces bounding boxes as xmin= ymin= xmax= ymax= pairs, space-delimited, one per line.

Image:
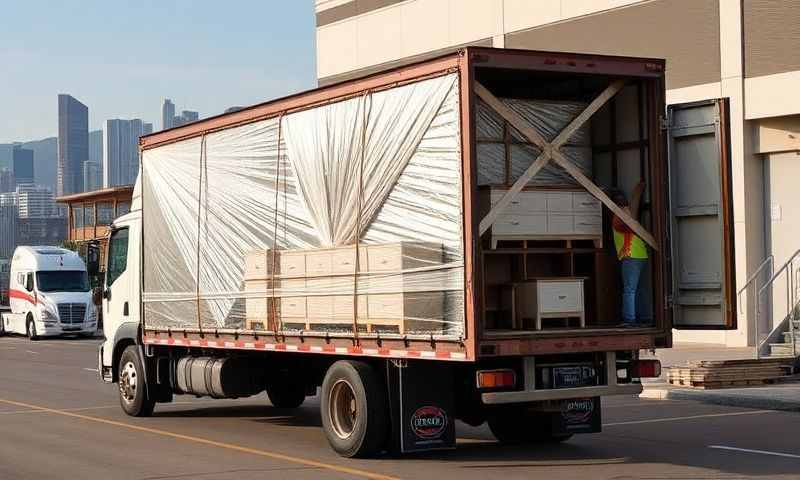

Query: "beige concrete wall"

xmin=315 ymin=0 xmax=800 ymax=348
xmin=316 ymin=0 xmax=648 ymax=82
xmin=765 ymin=150 xmax=800 ymax=335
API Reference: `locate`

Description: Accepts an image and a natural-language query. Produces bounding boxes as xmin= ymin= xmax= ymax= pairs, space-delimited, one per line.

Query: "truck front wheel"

xmin=320 ymin=360 xmax=388 ymax=458
xmin=488 ymin=407 xmax=573 ymax=444
xmin=26 ymin=315 xmax=39 ymax=341
xmin=118 ymin=346 xmax=155 ymax=417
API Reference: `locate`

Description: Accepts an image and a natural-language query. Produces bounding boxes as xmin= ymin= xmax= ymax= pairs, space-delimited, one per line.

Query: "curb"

xmin=641 ymin=382 xmax=800 ymax=412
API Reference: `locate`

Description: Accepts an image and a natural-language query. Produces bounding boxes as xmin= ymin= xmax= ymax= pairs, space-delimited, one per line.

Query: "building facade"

xmin=315 ymin=0 xmax=800 ymax=348
xmin=57 ymin=94 xmax=88 ymax=196
xmin=83 ymin=161 xmax=102 ymax=192
xmin=102 ymin=118 xmax=152 ymax=188
xmin=57 ymin=185 xmax=134 ymax=265
xmin=0 ymin=169 xmax=14 ymax=193
xmin=0 ymin=193 xmax=17 ymax=259
xmin=12 ymin=146 xmax=34 ymax=186
xmin=15 ymin=184 xmax=58 ymax=219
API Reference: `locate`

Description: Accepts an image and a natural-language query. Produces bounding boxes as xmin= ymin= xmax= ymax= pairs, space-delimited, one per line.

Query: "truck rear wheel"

xmin=488 ymin=408 xmax=573 ymax=444
xmin=320 ymin=360 xmax=388 ymax=458
xmin=118 ymin=346 xmax=155 ymax=417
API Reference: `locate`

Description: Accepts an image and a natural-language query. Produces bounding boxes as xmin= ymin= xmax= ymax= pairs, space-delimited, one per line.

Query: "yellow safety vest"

xmin=612 ymin=216 xmax=648 ymax=260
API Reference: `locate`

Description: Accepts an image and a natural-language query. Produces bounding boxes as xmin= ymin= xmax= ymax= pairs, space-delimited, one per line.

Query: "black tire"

xmin=320 ymin=360 xmax=388 ymax=458
xmin=266 ymin=377 xmax=306 ymax=409
xmin=488 ymin=408 xmax=573 ymax=444
xmin=118 ymin=346 xmax=155 ymax=417
xmin=26 ymin=316 xmax=39 ymax=341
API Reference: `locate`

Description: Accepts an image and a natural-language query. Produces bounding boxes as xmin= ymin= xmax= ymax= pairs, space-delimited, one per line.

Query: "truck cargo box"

xmin=138 ymin=47 xmax=736 ymax=361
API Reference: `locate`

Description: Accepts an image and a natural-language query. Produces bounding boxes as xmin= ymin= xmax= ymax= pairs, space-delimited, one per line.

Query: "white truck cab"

xmin=3 ymin=246 xmax=97 ymax=339
xmin=95 ymin=181 xmax=142 ymax=382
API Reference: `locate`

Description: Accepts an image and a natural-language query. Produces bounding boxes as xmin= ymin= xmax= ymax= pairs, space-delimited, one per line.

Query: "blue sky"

xmin=0 ymin=0 xmax=316 ymax=143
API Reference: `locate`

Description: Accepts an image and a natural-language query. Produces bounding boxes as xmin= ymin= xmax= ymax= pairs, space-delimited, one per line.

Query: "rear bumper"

xmin=482 ymin=383 xmax=643 ymax=404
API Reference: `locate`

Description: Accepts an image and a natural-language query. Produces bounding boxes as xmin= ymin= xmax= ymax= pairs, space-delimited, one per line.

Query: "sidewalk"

xmin=639 ymin=343 xmax=800 ymax=411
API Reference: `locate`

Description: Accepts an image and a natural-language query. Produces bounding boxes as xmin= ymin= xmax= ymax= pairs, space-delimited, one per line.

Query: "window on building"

xmin=73 ymin=206 xmax=84 ymax=228
xmin=116 ymin=201 xmax=130 ymax=217
xmin=97 ymin=202 xmax=114 ymax=225
xmin=84 ymin=203 xmax=95 ymax=227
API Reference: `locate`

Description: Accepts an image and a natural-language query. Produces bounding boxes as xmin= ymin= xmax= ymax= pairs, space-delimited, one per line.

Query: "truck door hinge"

xmin=660 ymin=115 xmax=670 ymax=131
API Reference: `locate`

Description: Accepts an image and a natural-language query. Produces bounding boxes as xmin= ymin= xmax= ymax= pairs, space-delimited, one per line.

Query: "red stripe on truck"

xmin=8 ymin=289 xmax=37 ymax=305
xmin=141 ymin=335 xmax=468 ymax=361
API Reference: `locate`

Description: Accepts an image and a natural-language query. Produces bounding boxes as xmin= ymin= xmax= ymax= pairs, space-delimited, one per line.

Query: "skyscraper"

xmin=0 ymin=169 xmax=14 ymax=193
xmin=57 ymin=94 xmax=88 ymax=196
xmin=89 ymin=129 xmax=103 ymax=164
xmin=103 ymin=118 xmax=151 ymax=188
xmin=12 ymin=146 xmax=34 ymax=185
xmin=162 ymin=99 xmax=175 ymax=131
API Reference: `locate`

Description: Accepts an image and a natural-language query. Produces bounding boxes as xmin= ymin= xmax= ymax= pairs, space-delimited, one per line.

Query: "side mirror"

xmin=86 ymin=242 xmax=100 ymax=277
xmin=25 ymin=274 xmax=34 ymax=292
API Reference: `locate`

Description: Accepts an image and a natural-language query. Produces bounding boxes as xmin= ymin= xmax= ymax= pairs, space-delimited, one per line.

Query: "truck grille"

xmin=57 ymin=303 xmax=86 ymax=324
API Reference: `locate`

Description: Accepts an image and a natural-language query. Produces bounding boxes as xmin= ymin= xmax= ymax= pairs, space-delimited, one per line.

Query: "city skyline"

xmin=0 ymin=1 xmax=315 ymax=143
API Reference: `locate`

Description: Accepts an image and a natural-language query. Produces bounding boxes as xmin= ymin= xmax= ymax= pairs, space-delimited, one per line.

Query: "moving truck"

xmin=94 ymin=48 xmax=736 ymax=457
xmin=1 ymin=246 xmax=97 ymax=338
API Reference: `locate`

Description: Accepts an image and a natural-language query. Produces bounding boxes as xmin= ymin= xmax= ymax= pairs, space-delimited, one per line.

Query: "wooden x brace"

xmin=475 ymin=80 xmax=658 ymax=250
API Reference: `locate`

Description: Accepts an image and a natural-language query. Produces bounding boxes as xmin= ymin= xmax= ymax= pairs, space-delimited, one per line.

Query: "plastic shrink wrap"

xmin=141 ymin=73 xmax=465 ymax=337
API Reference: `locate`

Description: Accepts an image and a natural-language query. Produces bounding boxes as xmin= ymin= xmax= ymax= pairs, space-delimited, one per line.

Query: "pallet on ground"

xmin=665 ymin=357 xmax=794 ymax=389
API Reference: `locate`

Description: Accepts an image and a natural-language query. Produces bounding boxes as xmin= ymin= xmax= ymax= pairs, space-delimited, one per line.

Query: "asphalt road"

xmin=1 ymin=335 xmax=799 ymax=480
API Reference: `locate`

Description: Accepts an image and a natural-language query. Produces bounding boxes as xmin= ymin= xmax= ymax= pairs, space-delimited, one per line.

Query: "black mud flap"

xmin=386 ymin=360 xmax=456 ymax=454
xmin=554 ymin=397 xmax=602 ymax=435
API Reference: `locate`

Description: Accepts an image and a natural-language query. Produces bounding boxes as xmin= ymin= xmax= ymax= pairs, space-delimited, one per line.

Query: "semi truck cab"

xmin=2 ymin=246 xmax=97 ymax=339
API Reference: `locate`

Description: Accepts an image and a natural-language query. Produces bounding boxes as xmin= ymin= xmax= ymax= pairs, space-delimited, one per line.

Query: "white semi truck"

xmin=94 ymin=48 xmax=737 ymax=457
xmin=1 ymin=246 xmax=97 ymax=338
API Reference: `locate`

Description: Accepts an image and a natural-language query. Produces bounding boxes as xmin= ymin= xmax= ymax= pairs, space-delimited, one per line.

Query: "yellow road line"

xmin=0 ymin=398 xmax=399 ymax=480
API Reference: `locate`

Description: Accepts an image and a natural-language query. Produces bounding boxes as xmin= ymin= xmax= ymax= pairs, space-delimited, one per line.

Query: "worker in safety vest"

xmin=610 ymin=182 xmax=650 ymax=327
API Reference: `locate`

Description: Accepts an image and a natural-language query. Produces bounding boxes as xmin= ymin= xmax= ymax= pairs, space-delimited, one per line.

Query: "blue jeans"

xmin=621 ymin=258 xmax=647 ymax=324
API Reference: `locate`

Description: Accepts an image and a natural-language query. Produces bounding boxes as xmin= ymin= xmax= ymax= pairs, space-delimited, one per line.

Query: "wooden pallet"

xmin=665 ymin=358 xmax=793 ymax=390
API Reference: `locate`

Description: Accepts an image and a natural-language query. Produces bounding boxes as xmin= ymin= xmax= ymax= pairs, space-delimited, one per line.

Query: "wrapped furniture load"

xmin=476 ymin=98 xmax=592 ymax=187
xmin=141 ymin=73 xmax=465 ymax=337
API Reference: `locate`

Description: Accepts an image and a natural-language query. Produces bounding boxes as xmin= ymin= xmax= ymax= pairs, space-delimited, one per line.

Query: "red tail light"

xmin=629 ymin=360 xmax=661 ymax=378
xmin=476 ymin=369 xmax=516 ymax=389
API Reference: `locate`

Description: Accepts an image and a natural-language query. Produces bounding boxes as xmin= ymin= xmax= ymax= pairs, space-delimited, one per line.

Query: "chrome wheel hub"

xmin=119 ymin=361 xmax=138 ymax=403
xmin=328 ymin=379 xmax=357 ymax=440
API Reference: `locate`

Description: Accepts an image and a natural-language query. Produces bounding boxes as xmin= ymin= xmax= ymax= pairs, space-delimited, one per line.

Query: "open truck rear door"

xmin=667 ymin=99 xmax=736 ymax=329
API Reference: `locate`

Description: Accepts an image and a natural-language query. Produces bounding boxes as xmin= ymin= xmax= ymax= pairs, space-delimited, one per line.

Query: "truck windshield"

xmin=36 ymin=271 xmax=90 ymax=292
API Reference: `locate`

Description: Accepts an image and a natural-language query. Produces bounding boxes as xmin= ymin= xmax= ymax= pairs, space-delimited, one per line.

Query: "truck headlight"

xmin=39 ymin=304 xmax=58 ymax=323
xmin=87 ymin=305 xmax=97 ymax=323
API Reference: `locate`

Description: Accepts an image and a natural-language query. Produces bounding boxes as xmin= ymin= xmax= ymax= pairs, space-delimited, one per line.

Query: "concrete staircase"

xmin=767 ymin=319 xmax=799 ymax=359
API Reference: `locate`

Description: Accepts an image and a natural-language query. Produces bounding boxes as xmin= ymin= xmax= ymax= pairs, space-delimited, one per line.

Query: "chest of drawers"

xmin=481 ymin=188 xmax=603 ymax=248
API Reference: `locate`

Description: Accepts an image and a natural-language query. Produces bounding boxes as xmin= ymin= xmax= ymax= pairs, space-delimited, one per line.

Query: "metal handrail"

xmin=756 ymin=249 xmax=800 ymax=360
xmin=737 ymin=255 xmax=773 ymax=313
xmin=758 ymin=249 xmax=800 ymax=301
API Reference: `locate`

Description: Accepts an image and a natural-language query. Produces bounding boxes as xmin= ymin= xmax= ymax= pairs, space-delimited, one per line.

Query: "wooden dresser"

xmin=480 ymin=187 xmax=603 ymax=248
xmin=244 ymin=242 xmax=445 ymax=334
